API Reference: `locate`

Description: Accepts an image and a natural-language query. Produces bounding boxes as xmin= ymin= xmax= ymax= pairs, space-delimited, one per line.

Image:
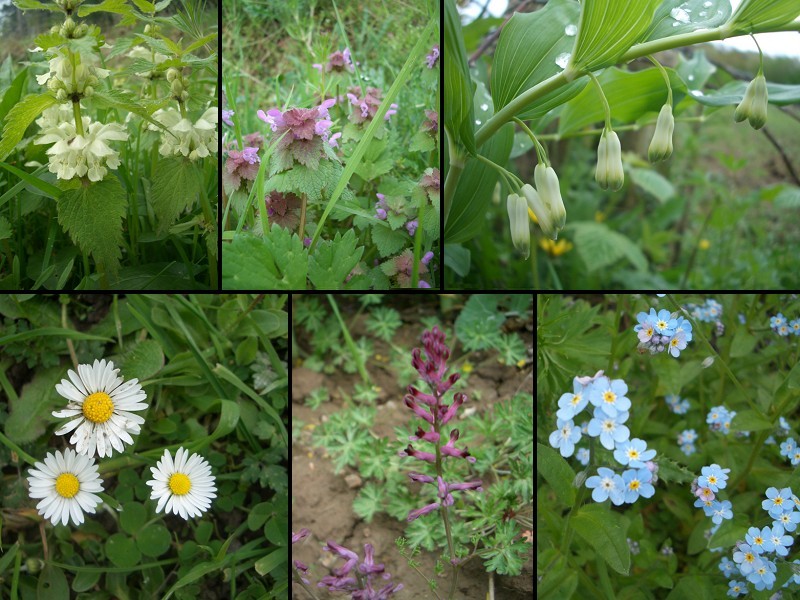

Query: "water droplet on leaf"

xmin=670 ymin=7 xmax=691 ymax=23
xmin=475 ymin=120 xmax=482 ymax=125
xmin=703 ymin=1 xmax=713 ymax=7
xmin=688 ymin=74 xmax=695 ymax=81
xmin=564 ymin=24 xmax=577 ymax=36
xmin=555 ymin=52 xmax=571 ymax=69
xmin=480 ymin=103 xmax=489 ymax=111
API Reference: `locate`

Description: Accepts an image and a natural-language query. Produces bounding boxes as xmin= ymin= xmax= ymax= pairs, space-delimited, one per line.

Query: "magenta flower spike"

xmin=399 ymin=327 xmax=482 ymax=523
xmin=318 ymin=541 xmax=403 ymax=598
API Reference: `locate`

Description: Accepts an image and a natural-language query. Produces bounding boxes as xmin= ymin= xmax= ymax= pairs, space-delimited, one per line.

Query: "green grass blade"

xmin=309 ymin=19 xmax=437 ymax=252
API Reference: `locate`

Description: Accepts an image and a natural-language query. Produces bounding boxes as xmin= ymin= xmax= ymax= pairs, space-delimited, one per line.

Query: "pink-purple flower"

xmin=313 ymin=48 xmax=354 ymax=73
xmin=318 ymin=541 xmax=403 ymax=598
xmin=222 ymin=109 xmax=234 ymax=127
xmin=405 ymin=220 xmax=418 ymax=236
xmin=223 ymin=146 xmax=260 ymax=192
xmin=426 ymin=44 xmax=439 ymax=69
xmin=257 ymin=98 xmax=337 ymax=171
xmin=346 ymin=87 xmax=397 ymax=124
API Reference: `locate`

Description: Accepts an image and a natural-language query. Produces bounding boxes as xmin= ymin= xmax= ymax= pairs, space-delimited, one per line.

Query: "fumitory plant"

xmin=0 ymin=0 xmax=218 ymax=289
xmin=444 ymin=0 xmax=800 ymax=288
xmin=221 ymin=0 xmax=440 ymax=290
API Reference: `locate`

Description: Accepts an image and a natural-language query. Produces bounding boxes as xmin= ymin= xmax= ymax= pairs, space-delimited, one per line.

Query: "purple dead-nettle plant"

xmin=222 ymin=146 xmax=260 ymax=192
xmin=425 ymin=44 xmax=440 ymax=69
xmin=399 ymin=326 xmax=482 ymax=592
xmin=346 ymin=87 xmax=398 ymax=125
xmin=257 ymin=98 xmax=337 ymax=172
xmin=313 ymin=48 xmax=355 ymax=73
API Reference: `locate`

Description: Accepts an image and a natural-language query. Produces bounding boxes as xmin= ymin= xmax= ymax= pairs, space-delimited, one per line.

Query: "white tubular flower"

xmin=734 ymin=73 xmax=768 ymax=130
xmin=146 ymin=447 xmax=217 ymax=520
xmin=36 ymin=50 xmax=109 ymax=95
xmin=534 ymin=164 xmax=566 ymax=231
xmin=27 ymin=448 xmax=104 ymax=527
xmin=595 ymin=129 xmax=624 ymax=191
xmin=521 ymin=183 xmax=556 ymax=240
xmin=37 ymin=119 xmax=128 ymax=182
xmin=36 ymin=103 xmax=79 ymax=129
xmin=648 ymin=104 xmax=674 ymax=163
xmin=52 ymin=359 xmax=148 ymax=457
xmin=150 ymin=107 xmax=218 ymax=160
xmin=507 ymin=193 xmax=531 ymax=258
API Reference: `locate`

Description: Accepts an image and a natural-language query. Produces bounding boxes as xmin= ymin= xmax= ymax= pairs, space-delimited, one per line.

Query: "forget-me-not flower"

xmin=587 ymin=407 xmax=630 ymax=450
xmin=613 ymin=438 xmax=656 ymax=468
xmin=549 ymin=418 xmax=582 ymax=458
xmin=585 ymin=467 xmax=625 ymax=505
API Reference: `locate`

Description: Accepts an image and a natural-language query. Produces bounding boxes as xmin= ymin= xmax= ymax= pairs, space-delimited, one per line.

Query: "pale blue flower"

xmin=587 ymin=407 xmax=630 ymax=450
xmin=711 ymin=500 xmax=733 ymax=525
xmin=549 ymin=418 xmax=581 ymax=458
xmin=698 ymin=463 xmax=730 ymax=492
xmin=763 ymin=487 xmax=794 ymax=518
xmin=768 ymin=523 xmax=793 ymax=556
xmin=774 ymin=509 xmax=800 ymax=533
xmin=613 ymin=438 xmax=656 ymax=468
xmin=585 ymin=467 xmax=624 ymax=505
xmin=719 ymin=556 xmax=736 ymax=578
xmin=576 ymin=447 xmax=590 ymax=466
xmin=556 ymin=378 xmax=591 ymax=421
xmin=733 ymin=543 xmax=763 ymax=576
xmin=727 ymin=580 xmax=747 ymax=597
xmin=621 ymin=467 xmax=654 ymax=503
xmin=589 ymin=377 xmax=631 ymax=418
xmin=746 ymin=557 xmax=776 ymax=591
xmin=745 ymin=525 xmax=772 ymax=554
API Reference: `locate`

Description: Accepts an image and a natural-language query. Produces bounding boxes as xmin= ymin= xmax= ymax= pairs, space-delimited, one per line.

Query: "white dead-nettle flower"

xmin=36 ymin=119 xmax=128 ymax=182
xmin=595 ymin=129 xmax=624 ymax=191
xmin=648 ymin=104 xmax=675 ymax=163
xmin=37 ymin=50 xmax=110 ymax=98
xmin=36 ymin=103 xmax=80 ymax=129
xmin=52 ymin=359 xmax=148 ymax=458
xmin=149 ymin=107 xmax=218 ymax=160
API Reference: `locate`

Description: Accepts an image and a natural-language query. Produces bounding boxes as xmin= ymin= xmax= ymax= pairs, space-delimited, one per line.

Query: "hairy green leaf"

xmin=150 ymin=158 xmax=201 ymax=233
xmin=0 ymin=93 xmax=57 ymax=160
xmin=570 ymin=221 xmax=648 ymax=273
xmin=571 ymin=503 xmax=631 ymax=575
xmin=57 ymin=177 xmax=127 ymax=275
xmin=308 ymin=229 xmax=364 ymax=289
xmin=222 ymin=228 xmax=308 ymax=290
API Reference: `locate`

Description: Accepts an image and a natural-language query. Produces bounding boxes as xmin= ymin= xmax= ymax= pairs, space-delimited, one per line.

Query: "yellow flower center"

xmin=571 ymin=394 xmax=582 ymax=406
xmin=627 ymin=449 xmax=640 ymax=460
xmin=603 ymin=391 xmax=616 ymax=404
xmin=657 ymin=320 xmax=667 ymax=330
xmin=82 ymin=392 xmax=114 ymax=423
xmin=708 ymin=476 xmax=717 ymax=485
xmin=55 ymin=473 xmax=80 ymax=498
xmin=776 ymin=497 xmax=784 ymax=505
xmin=671 ymin=338 xmax=679 ymax=347
xmin=629 ymin=480 xmax=640 ymax=491
xmin=168 ymin=473 xmax=191 ymax=495
xmin=755 ymin=536 xmax=763 ymax=545
xmin=745 ymin=552 xmax=755 ymax=563
xmin=646 ymin=327 xmax=653 ymax=336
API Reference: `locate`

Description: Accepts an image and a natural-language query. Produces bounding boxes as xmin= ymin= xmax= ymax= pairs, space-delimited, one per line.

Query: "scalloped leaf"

xmin=308 ymin=229 xmax=364 ymax=289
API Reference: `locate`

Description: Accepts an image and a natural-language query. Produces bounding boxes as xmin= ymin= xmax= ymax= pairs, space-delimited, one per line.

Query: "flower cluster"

xmin=550 ymin=371 xmax=658 ymax=506
xmin=633 ymin=307 xmax=693 ymax=357
xmin=258 ymin=98 xmax=336 ymax=171
xmin=685 ymin=298 xmax=723 ymax=323
xmin=37 ymin=50 xmax=109 ymax=100
xmin=707 ymin=405 xmax=737 ymax=435
xmin=378 ymin=249 xmax=433 ymax=288
xmin=665 ymin=394 xmax=690 ymax=415
xmin=149 ymin=107 xmax=218 ymax=161
xmin=312 ymin=48 xmax=354 ymax=73
xmin=425 ymin=44 xmax=439 ymax=69
xmin=677 ymin=428 xmax=698 ymax=456
xmin=721 ymin=486 xmax=800 ymax=594
xmin=770 ymin=313 xmax=800 ymax=337
xmin=265 ymin=191 xmax=302 ymax=230
xmin=398 ymin=327 xmax=482 ymax=521
xmin=222 ymin=146 xmax=260 ymax=192
xmin=691 ymin=464 xmax=733 ymax=529
xmin=35 ymin=116 xmax=128 ymax=182
xmin=27 ymin=359 xmax=216 ymax=527
xmin=320 ymin=540 xmax=403 ymax=598
xmin=346 ymin=87 xmax=398 ymax=125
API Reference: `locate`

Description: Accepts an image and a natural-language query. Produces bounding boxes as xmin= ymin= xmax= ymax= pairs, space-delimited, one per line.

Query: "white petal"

xmin=54 ymin=418 xmax=84 ymax=436
xmin=69 ymin=500 xmax=83 ymax=525
xmin=66 ymin=370 xmax=89 ymax=396
xmin=155 ymin=492 xmax=170 ymax=514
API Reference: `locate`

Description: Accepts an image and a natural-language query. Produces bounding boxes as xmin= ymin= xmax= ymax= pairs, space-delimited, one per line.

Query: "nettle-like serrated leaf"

xmin=222 ymin=227 xmax=308 ymax=290
xmin=355 ymin=157 xmax=393 ymax=181
xmin=656 ymin=457 xmax=695 ymax=484
xmin=268 ymin=160 xmax=338 ymax=203
xmin=307 ymin=229 xmax=364 ymax=290
xmin=34 ymin=32 xmax=66 ymax=51
xmin=57 ymin=178 xmax=127 ymax=275
xmin=0 ymin=216 xmax=12 ymax=241
xmin=372 ymin=224 xmax=407 ymax=258
xmin=409 ymin=130 xmax=436 ymax=152
xmin=422 ymin=204 xmax=439 ymax=239
xmin=150 ymin=157 xmax=200 ymax=233
xmin=352 ymin=483 xmax=384 ymax=523
xmin=342 ymin=122 xmax=363 ymax=143
xmin=291 ymin=138 xmax=323 ymax=170
xmin=0 ymin=93 xmax=57 ymax=160
xmin=90 ymin=88 xmax=168 ymax=132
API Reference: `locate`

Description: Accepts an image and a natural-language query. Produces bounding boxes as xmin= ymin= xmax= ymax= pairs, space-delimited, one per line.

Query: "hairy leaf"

xmin=150 ymin=158 xmax=201 ymax=233
xmin=222 ymin=228 xmax=308 ymax=290
xmin=308 ymin=229 xmax=364 ymax=289
xmin=0 ymin=93 xmax=57 ymax=160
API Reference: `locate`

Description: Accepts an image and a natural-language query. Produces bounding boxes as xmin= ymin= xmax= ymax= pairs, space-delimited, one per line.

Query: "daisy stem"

xmin=0 ymin=430 xmax=37 ymax=465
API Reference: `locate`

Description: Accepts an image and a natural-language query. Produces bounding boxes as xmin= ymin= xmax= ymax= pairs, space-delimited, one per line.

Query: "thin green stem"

xmin=72 ymin=101 xmax=84 ymax=136
xmin=0 ymin=430 xmax=37 ymax=465
xmin=512 ymin=117 xmax=547 ymax=165
xmin=474 ymin=154 xmax=523 ymax=188
xmin=587 ymin=72 xmax=612 ymax=130
xmin=411 ymin=200 xmax=425 ymax=288
xmin=327 ymin=295 xmax=369 ymax=384
xmin=536 ymin=117 xmax=706 ymax=140
xmin=444 ymin=129 xmax=465 ymax=222
xmin=646 ymin=54 xmax=672 ymax=106
xmin=750 ymin=34 xmax=764 ymax=74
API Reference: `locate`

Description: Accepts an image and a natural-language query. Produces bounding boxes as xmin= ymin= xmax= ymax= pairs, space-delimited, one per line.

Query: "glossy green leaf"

xmin=137 ymin=524 xmax=172 ymax=557
xmin=120 ymin=502 xmax=147 ymax=535
xmin=629 ymin=168 xmax=676 ymax=203
xmin=105 ymin=533 xmax=142 ymax=568
xmin=536 ymin=443 xmax=576 ymax=507
xmin=71 ymin=570 xmax=100 ymax=593
xmin=491 ymin=0 xmax=585 ymax=119
xmin=444 ymin=0 xmax=475 ymax=153
xmin=37 ymin=564 xmax=68 ymax=600
xmin=117 ymin=339 xmax=165 ymax=381
xmin=570 ymin=0 xmax=661 ymax=72
xmin=645 ymin=0 xmax=731 ymax=42
xmin=676 ymin=49 xmax=717 ymax=92
xmin=728 ymin=0 xmax=800 ymax=34
xmin=559 ymin=67 xmax=686 ymax=136
xmin=570 ymin=222 xmax=648 ymax=273
xmin=689 ymin=80 xmax=800 ymax=106
xmin=731 ymin=409 xmax=773 ymax=431
xmin=4 ymin=366 xmax=62 ymax=444
xmin=570 ymin=503 xmax=631 ymax=575
xmin=445 ymin=80 xmax=513 ymax=243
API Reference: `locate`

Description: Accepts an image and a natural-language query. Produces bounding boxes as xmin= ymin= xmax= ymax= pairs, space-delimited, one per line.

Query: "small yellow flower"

xmin=595 ymin=211 xmax=606 ymax=223
xmin=699 ymin=239 xmax=711 ymax=250
xmin=539 ymin=238 xmax=574 ymax=257
xmin=462 ymin=363 xmax=474 ymax=374
xmin=516 ymin=358 xmax=526 ymax=368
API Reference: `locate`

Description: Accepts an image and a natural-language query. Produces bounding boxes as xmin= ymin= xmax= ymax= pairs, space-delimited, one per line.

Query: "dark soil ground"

xmin=290 ymin=296 xmax=534 ymax=600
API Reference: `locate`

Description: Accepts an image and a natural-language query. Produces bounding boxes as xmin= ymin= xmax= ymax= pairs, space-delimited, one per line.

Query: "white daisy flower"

xmin=52 ymin=359 xmax=148 ymax=458
xmin=27 ymin=448 xmax=104 ymax=527
xmin=146 ymin=447 xmax=217 ymax=520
